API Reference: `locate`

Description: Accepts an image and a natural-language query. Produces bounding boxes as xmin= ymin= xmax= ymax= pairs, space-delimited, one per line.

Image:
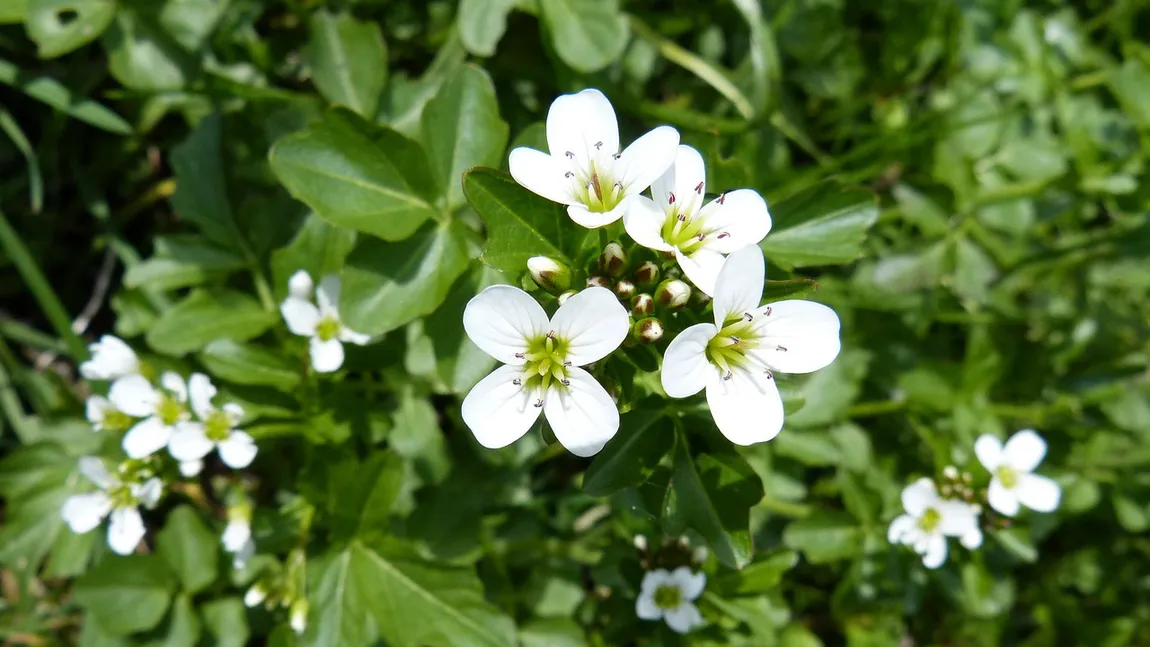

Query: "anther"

xmin=564 ymin=171 xmax=574 ymax=178
xmin=614 ymin=181 xmax=623 ymax=189
xmin=668 ymin=192 xmax=676 ymax=205
xmin=561 ymin=379 xmax=571 ymax=386
xmin=764 ymin=370 xmax=774 ymax=380
xmin=677 ymin=213 xmax=687 ymax=222
xmin=697 ymin=232 xmax=705 ymax=241
xmin=594 ymin=141 xmax=603 ymax=149
xmin=514 ymin=352 xmax=525 ymax=358
xmin=717 ymin=192 xmax=727 ymax=204
xmin=717 ymin=232 xmax=730 ymax=239
xmin=723 ymin=371 xmax=733 ymax=380
xmin=612 ymin=153 xmax=621 ymax=160
xmin=512 ymin=378 xmax=522 ymax=386
xmin=730 ymin=336 xmax=740 ymax=344
xmin=565 ymin=151 xmax=575 ymax=159
xmin=534 ymin=399 xmax=544 ymax=408
xmin=777 ymin=345 xmax=788 ymax=352
xmin=744 ymin=312 xmax=753 ymax=321
xmin=547 ymin=330 xmax=554 ymax=339
xmin=694 ymin=181 xmax=704 ymax=193
xmin=765 ymin=306 xmax=772 ymax=316
xmin=563 ymin=361 xmax=572 ymax=367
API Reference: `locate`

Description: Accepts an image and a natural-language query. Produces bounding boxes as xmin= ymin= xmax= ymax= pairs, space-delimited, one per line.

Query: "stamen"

xmin=717 ymin=232 xmax=730 ymax=239
xmin=565 ymin=151 xmax=575 ymax=159
xmin=677 ymin=213 xmax=687 ymax=221
xmin=594 ymin=141 xmax=603 ymax=149
xmin=776 ymin=345 xmax=788 ymax=352
xmin=668 ymin=192 xmax=676 ymax=205
xmin=730 ymin=336 xmax=741 ymax=344
xmin=563 ymin=361 xmax=572 ymax=367
xmin=697 ymin=232 xmax=705 ymax=241
xmin=694 ymin=181 xmax=704 ymax=193
xmin=514 ymin=352 xmax=525 ymax=358
xmin=546 ymin=330 xmax=554 ymax=339
xmin=561 ymin=379 xmax=571 ymax=386
xmin=744 ymin=312 xmax=753 ymax=321
xmin=513 ymin=378 xmax=522 ymax=386
xmin=612 ymin=153 xmax=621 ymax=160
xmin=764 ymin=370 xmax=774 ymax=380
xmin=534 ymin=399 xmax=544 ymax=408
xmin=765 ymin=306 xmax=772 ymax=316
xmin=717 ymin=192 xmax=727 ymax=204
xmin=723 ymin=371 xmax=733 ymax=380
xmin=614 ymin=182 xmax=623 ymax=189
xmin=565 ymin=171 xmax=574 ymax=178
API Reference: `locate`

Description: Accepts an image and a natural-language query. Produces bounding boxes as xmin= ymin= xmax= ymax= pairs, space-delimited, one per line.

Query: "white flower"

xmin=635 ymin=567 xmax=706 ymax=634
xmin=887 ymin=477 xmax=980 ymax=569
xmin=280 ymin=273 xmax=371 ymax=373
xmin=461 ymin=285 xmax=629 ymax=457
xmin=60 ymin=457 xmax=162 ymax=555
xmin=975 ymin=429 xmax=1060 ymax=517
xmin=85 ymin=395 xmax=134 ymax=432
xmin=168 ymin=373 xmax=257 ymax=469
xmin=244 ymin=584 xmax=267 ymax=608
xmin=110 ymin=372 xmax=191 ymax=459
xmin=624 ymin=145 xmax=771 ymax=295
xmin=660 ymin=246 xmax=841 ymax=445
xmin=79 ymin=335 xmax=140 ymax=381
xmin=508 ymin=88 xmax=680 ymax=229
xmin=222 ymin=518 xmax=255 ymax=569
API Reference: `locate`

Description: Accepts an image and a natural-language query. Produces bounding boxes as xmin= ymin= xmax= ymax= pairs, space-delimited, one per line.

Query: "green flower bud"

xmin=631 ymin=293 xmax=654 ymax=317
xmin=654 ymin=279 xmax=691 ymax=309
xmin=557 ymin=290 xmax=577 ymax=306
xmin=599 ymin=242 xmax=627 ymax=277
xmin=634 ymin=261 xmax=660 ymax=287
xmin=614 ymin=279 xmax=636 ymax=300
xmin=633 ymin=317 xmax=664 ymax=344
xmin=586 ymin=275 xmax=611 ymax=289
xmin=527 ymin=256 xmax=571 ymax=293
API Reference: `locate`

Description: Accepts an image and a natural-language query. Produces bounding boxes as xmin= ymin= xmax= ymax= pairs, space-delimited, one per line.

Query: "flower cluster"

xmin=889 ymin=429 xmax=1061 ymax=568
xmin=461 ymin=89 xmax=843 ymax=455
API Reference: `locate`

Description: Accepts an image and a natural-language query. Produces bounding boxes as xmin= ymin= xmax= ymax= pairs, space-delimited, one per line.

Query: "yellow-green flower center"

xmin=996 ymin=465 xmax=1019 ymax=489
xmin=108 ymin=483 xmax=135 ymax=508
xmin=316 ymin=316 xmax=342 ymax=342
xmin=101 ymin=408 xmax=135 ymax=432
xmin=572 ymin=159 xmax=625 ymax=213
xmin=705 ymin=314 xmax=768 ymax=380
xmin=518 ymin=332 xmax=571 ymax=394
xmin=918 ymin=507 xmax=942 ymax=533
xmin=204 ymin=410 xmax=233 ymax=442
xmin=157 ymin=394 xmax=186 ymax=426
xmin=653 ymin=585 xmax=682 ymax=610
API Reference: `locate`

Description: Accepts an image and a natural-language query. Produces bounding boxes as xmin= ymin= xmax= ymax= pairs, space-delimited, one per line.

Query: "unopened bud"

xmin=614 ymin=279 xmax=636 ymax=299
xmin=634 ymin=261 xmax=660 ymax=287
xmin=288 ymin=270 xmax=314 ymax=299
xmin=557 ymin=290 xmax=577 ymax=306
xmin=655 ymin=279 xmax=691 ymax=309
xmin=633 ymin=534 xmax=648 ymax=552
xmin=943 ymin=465 xmax=959 ymax=481
xmin=632 ymin=293 xmax=654 ymax=317
xmin=692 ymin=545 xmax=710 ymax=564
xmin=586 ymin=275 xmax=611 ymax=289
xmin=633 ymin=317 xmax=664 ymax=344
xmin=289 ymin=599 xmax=308 ymax=634
xmin=527 ymin=256 xmax=571 ymax=293
xmin=244 ymin=584 xmax=268 ymax=608
xmin=599 ymin=242 xmax=627 ymax=277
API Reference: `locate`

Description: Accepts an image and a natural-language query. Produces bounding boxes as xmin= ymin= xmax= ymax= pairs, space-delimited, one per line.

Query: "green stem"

xmin=0 ymin=317 xmax=67 ymax=353
xmin=848 ymin=399 xmax=907 ymax=417
xmin=0 ymin=336 xmax=34 ymax=440
xmin=0 ymin=209 xmax=87 ymax=360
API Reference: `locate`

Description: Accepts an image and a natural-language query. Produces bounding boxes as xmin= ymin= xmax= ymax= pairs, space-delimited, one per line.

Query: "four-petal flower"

xmin=110 ymin=372 xmax=191 ymax=459
xmin=975 ymin=429 xmax=1060 ymax=517
xmin=887 ymin=477 xmax=981 ymax=569
xmin=635 ymin=567 xmax=706 ymax=634
xmin=61 ymin=457 xmax=162 ymax=555
xmin=169 ymin=373 xmax=258 ymax=469
xmin=281 ymin=272 xmax=371 ymax=373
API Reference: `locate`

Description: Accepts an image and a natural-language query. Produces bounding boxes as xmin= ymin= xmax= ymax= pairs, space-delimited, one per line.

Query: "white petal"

xmin=461 ymin=364 xmax=543 ymax=450
xmin=566 ymin=199 xmax=630 ymax=229
xmin=1003 ymin=429 xmax=1047 ymax=472
xmin=921 ymin=534 xmax=948 ymax=569
xmin=704 ymin=369 xmax=784 ymax=445
xmin=80 ymin=335 xmax=139 ymax=380
xmin=463 ymin=285 xmax=548 ymax=365
xmin=233 ymin=539 xmax=255 ymax=570
xmin=660 ymin=323 xmax=717 ymax=398
xmin=508 ymin=147 xmax=576 ymax=205
xmin=168 ymin=424 xmax=215 ymax=462
xmin=549 ymin=287 xmax=630 ymax=366
xmin=938 ymin=500 xmax=978 ymax=537
xmin=281 ymin=296 xmax=320 ymax=336
xmin=635 ymin=591 xmax=662 ymax=620
xmin=310 ymin=337 xmax=345 ymax=373
xmin=107 ymin=507 xmax=145 ymax=555
xmin=316 ymin=275 xmax=341 ymax=316
xmin=651 ymin=145 xmax=707 ymax=212
xmin=161 ymin=371 xmax=188 ymax=402
xmin=1017 ymin=473 xmax=1060 ymax=513
xmin=218 ymin=431 xmax=258 ymax=469
xmin=62 ymin=493 xmax=112 ymax=533
xmin=179 ymin=460 xmax=204 ymax=477
xmin=545 ymin=88 xmax=620 ymax=165
xmin=663 ymin=602 xmax=703 ymax=634
xmin=136 ymin=478 xmax=163 ymax=509
xmin=670 ymin=566 xmax=706 ymax=600
xmin=108 ymin=374 xmax=160 ymax=417
xmin=887 ymin=514 xmax=916 ymax=544
xmin=711 ymin=246 xmax=764 ymax=327
xmin=675 ymin=248 xmax=726 ymax=297
xmin=187 ymin=372 xmax=217 ymax=420
xmin=543 ymin=367 xmax=619 ymax=457
xmin=748 ymin=300 xmax=842 ymax=374
xmin=960 ymin=526 xmax=983 ymax=550
xmin=339 ymin=328 xmax=372 ymax=346
xmin=616 ymin=126 xmax=680 ymax=195
xmin=622 ymin=196 xmax=673 ymax=252
xmin=639 ymin=569 xmax=673 ymax=594
xmin=222 ymin=520 xmax=252 ymax=553
xmin=85 ymin=395 xmax=110 ymax=426
xmin=288 ymin=269 xmax=314 ymax=300
xmin=122 ymin=417 xmax=174 ymax=459
xmin=987 ymin=478 xmax=1020 ymax=517
xmin=244 ymin=586 xmax=267 ymax=607
xmin=973 ymin=434 xmax=1004 ymax=471
xmin=223 ymin=402 xmax=245 ymax=422
xmin=901 ymin=478 xmax=938 ymax=516
xmin=78 ymin=456 xmax=115 ymax=489
xmin=695 ymin=189 xmax=772 ymax=254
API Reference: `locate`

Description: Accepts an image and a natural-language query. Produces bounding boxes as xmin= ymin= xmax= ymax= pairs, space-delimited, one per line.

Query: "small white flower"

xmin=975 ymin=429 xmax=1060 ymax=517
xmin=85 ymin=395 xmax=134 ymax=432
xmin=110 ymin=372 xmax=191 ymax=459
xmin=624 ymin=145 xmax=771 ymax=295
xmin=508 ymin=88 xmax=680 ymax=229
xmin=287 ymin=269 xmax=314 ymax=300
xmin=60 ymin=457 xmax=162 ymax=555
xmin=461 ymin=285 xmax=630 ymax=457
xmin=660 ymin=246 xmax=841 ymax=445
xmin=887 ymin=478 xmax=980 ymax=569
xmin=635 ymin=567 xmax=706 ymax=634
xmin=168 ymin=373 xmax=258 ymax=469
xmin=79 ymin=335 xmax=140 ymax=381
xmin=290 ymin=599 xmax=308 ymax=634
xmin=280 ymin=273 xmax=371 ymax=373
xmin=178 ymin=460 xmax=204 ymax=478
xmin=244 ymin=584 xmax=267 ymax=608
xmin=222 ymin=518 xmax=255 ymax=569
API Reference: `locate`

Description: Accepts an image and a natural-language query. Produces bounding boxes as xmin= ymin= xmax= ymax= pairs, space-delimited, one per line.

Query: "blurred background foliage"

xmin=1 ymin=0 xmax=1149 ymax=645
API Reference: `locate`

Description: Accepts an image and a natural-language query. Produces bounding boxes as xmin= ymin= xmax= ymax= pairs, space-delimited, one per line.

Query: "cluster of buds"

xmin=939 ymin=465 xmax=977 ymax=503
xmin=244 ymin=548 xmax=309 ymax=634
xmin=633 ymin=533 xmax=710 ymax=571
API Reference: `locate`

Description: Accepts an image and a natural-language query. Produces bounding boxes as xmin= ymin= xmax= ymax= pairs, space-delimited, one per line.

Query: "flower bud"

xmin=942 ymin=465 xmax=959 ymax=481
xmin=633 ymin=317 xmax=664 ymax=344
xmin=527 ymin=256 xmax=571 ymax=293
xmin=631 ymin=293 xmax=654 ymax=317
xmin=244 ymin=584 xmax=268 ymax=608
xmin=633 ymin=534 xmax=648 ymax=552
xmin=288 ymin=270 xmax=314 ymax=300
xmin=654 ymin=279 xmax=691 ymax=309
xmin=614 ymin=279 xmax=636 ymax=300
xmin=599 ymin=242 xmax=627 ymax=277
xmin=586 ymin=275 xmax=611 ymax=289
xmin=557 ymin=290 xmax=577 ymax=306
xmin=634 ymin=261 xmax=660 ymax=287
xmin=290 ymin=599 xmax=309 ymax=635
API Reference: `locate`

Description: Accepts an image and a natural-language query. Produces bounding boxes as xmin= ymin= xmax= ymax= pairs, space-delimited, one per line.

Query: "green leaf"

xmin=139 ymin=594 xmax=200 ymax=647
xmin=201 ymin=597 xmax=251 ymax=647
xmin=339 ymin=220 xmax=471 ymax=336
xmin=538 ymin=0 xmax=628 ymax=73
xmin=462 ymin=167 xmax=582 ymax=273
xmin=421 ymin=65 xmax=509 ymax=210
xmin=306 ymin=11 xmax=388 ymax=118
xmin=0 ymin=0 xmax=26 ymax=23
xmin=761 ymin=278 xmax=819 ymax=301
xmin=124 ymin=236 xmax=246 ymax=291
xmin=519 ymin=618 xmax=587 ymax=647
xmin=0 ymin=58 xmax=131 ymax=134
xmin=785 ymin=348 xmax=870 ymax=428
xmin=664 ymin=438 xmax=764 ymax=569
xmin=74 ymin=555 xmax=177 ymax=635
xmin=0 ymin=443 xmax=80 ymax=569
xmin=146 ymin=289 xmax=278 ymax=357
xmin=270 ymin=108 xmax=440 ymax=241
xmin=270 ymin=214 xmax=358 ymax=299
xmin=760 ymin=183 xmax=878 ymax=270
xmin=583 ymin=409 xmax=672 ymax=497
xmin=782 ymin=510 xmax=863 ymax=564
xmin=26 ymin=0 xmax=116 ymax=58
xmin=458 ymin=0 xmax=514 ymax=57
xmin=415 ymin=263 xmax=506 ymax=394
xmin=103 ymin=4 xmax=197 ymax=92
xmin=1108 ymin=59 xmax=1150 ymax=129
xmin=169 ymin=115 xmax=242 ymax=248
xmin=714 ymin=550 xmax=799 ymax=596
xmin=326 ymin=452 xmax=404 ymax=541
xmin=199 ymin=339 xmax=301 ymax=388
xmin=156 ymin=505 xmax=219 ymax=595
